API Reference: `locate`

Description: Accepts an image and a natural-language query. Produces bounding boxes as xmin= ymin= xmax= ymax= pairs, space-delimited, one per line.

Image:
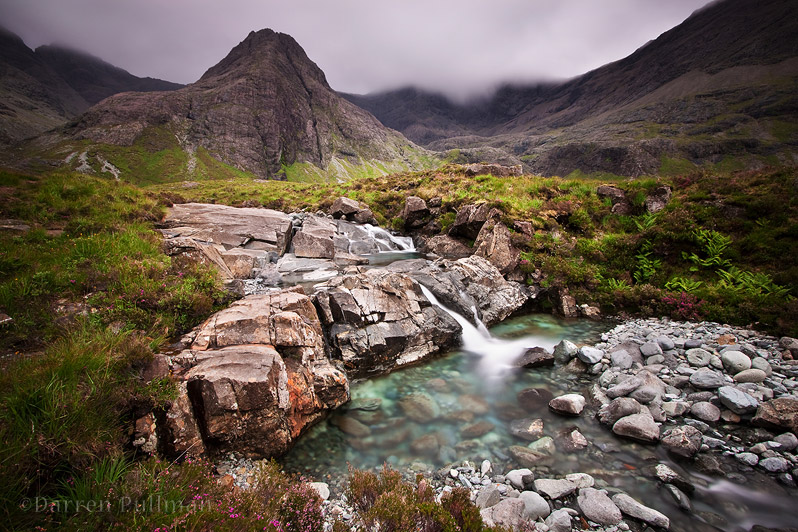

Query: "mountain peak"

xmin=198 ymin=27 xmax=329 ymax=89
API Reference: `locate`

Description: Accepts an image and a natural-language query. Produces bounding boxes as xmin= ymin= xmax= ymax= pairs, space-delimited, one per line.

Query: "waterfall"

xmin=420 ymin=285 xmax=550 ymax=383
xmin=363 ymin=224 xmax=415 ymax=251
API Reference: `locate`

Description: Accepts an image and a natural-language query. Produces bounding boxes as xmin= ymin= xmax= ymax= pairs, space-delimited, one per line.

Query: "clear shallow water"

xmin=282 ymin=312 xmax=798 ymax=532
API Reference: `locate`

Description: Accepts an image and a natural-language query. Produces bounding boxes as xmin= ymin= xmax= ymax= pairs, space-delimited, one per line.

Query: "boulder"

xmin=163 ymin=237 xmax=235 ymax=280
xmin=449 ymin=203 xmax=498 ymax=240
xmin=476 ymin=485 xmax=501 ymax=509
xmin=400 ymin=196 xmax=430 ymax=230
xmin=474 ymin=219 xmax=520 ymax=274
xmin=644 ymin=186 xmax=672 ymax=213
xmin=519 ymin=490 xmax=550 ymax=520
xmin=598 ymin=397 xmax=645 ymax=426
xmin=516 ymin=347 xmax=555 ymax=368
xmin=661 ymin=425 xmax=703 ymax=457
xmin=517 ymin=387 xmax=555 ymax=411
xmin=554 ymin=340 xmax=579 ymax=363
xmin=578 ymin=346 xmax=605 ymax=365
xmin=509 ymin=417 xmax=545 ymax=441
xmin=314 ymin=269 xmax=461 ymax=377
xmin=753 ymin=397 xmax=798 ymax=433
xmin=612 ymin=412 xmax=660 ymax=443
xmin=398 ymin=393 xmax=441 ymax=423
xmin=169 ymin=290 xmax=349 ymax=458
xmin=161 ymin=203 xmax=292 ymax=254
xmin=549 ymin=394 xmax=586 ymax=416
xmin=291 ymin=215 xmax=336 ymax=259
xmin=480 ymin=498 xmax=526 ymax=531
xmin=387 ymin=256 xmax=528 ymax=327
xmin=418 ymin=235 xmax=472 ymax=259
xmin=734 ymin=368 xmax=767 ymax=383
xmin=329 ymin=196 xmax=360 ymax=218
xmin=545 ymin=509 xmax=574 ymax=532
xmin=506 ymin=468 xmax=535 ymax=490
xmin=718 ymin=386 xmax=759 ymax=415
xmin=690 ymin=401 xmax=721 ymax=422
xmin=463 ymin=163 xmax=522 ymax=177
xmin=689 ymin=368 xmax=726 ymax=389
xmin=534 ymin=478 xmax=577 ymax=499
xmin=577 ymin=488 xmax=622 ymax=526
xmin=611 ymin=493 xmax=670 ymax=529
xmin=509 ymin=442 xmax=554 ymax=467
xmin=721 ymin=350 xmax=751 ymax=374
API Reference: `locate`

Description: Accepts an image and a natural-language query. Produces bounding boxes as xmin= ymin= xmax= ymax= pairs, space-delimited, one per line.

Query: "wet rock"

xmin=554 ymin=340 xmax=578 ymax=363
xmin=736 ymin=452 xmax=759 ymax=466
xmin=654 ymin=463 xmax=695 ymax=494
xmin=509 ymin=440 xmax=554 ymax=467
xmin=506 ymin=468 xmax=535 ymax=490
xmin=606 ymin=375 xmax=643 ymax=399
xmin=534 ymin=478 xmax=578 ymax=499
xmin=400 ymin=196 xmax=430 ymax=230
xmin=549 ymin=394 xmax=586 ymax=416
xmin=690 ymin=401 xmax=721 ymax=422
xmin=578 ymin=346 xmax=605 ymax=364
xmin=576 ymin=487 xmax=622 ymax=526
xmin=518 ymin=387 xmax=555 ymax=411
xmin=556 ymin=427 xmax=590 ymax=452
xmin=398 ymin=393 xmax=440 ymax=423
xmin=410 ymin=434 xmax=440 ymax=456
xmin=418 ymin=235 xmax=472 ymax=259
xmin=664 ymin=484 xmax=692 ymax=511
xmin=759 ymin=457 xmax=789 ymax=473
xmin=460 ymin=394 xmax=490 ymax=415
xmin=476 ymin=484 xmax=501 ymax=509
xmin=753 ymin=397 xmax=798 ymax=433
xmin=516 ymin=347 xmax=555 ymax=368
xmin=480 ymin=498 xmax=526 ymax=531
xmin=598 ymin=397 xmax=645 ymax=426
xmin=718 ymin=386 xmax=759 ymax=415
xmin=314 ymin=269 xmax=461 ymax=378
xmin=612 ymin=412 xmax=660 ymax=443
xmin=387 ymin=255 xmax=528 ymax=327
xmin=509 ymin=417 xmax=545 ymax=441
xmin=461 ymin=420 xmax=495 ymax=438
xmin=612 ymin=493 xmax=670 ymax=529
xmin=332 ymin=416 xmax=371 ymax=437
xmin=661 ymin=425 xmax=703 ymax=457
xmin=689 ymin=368 xmax=726 ymax=389
xmin=721 ymin=350 xmax=752 ymax=374
xmin=519 ymin=490 xmax=551 ymax=519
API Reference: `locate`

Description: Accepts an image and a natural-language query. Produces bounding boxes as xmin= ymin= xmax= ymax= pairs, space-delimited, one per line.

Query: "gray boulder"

xmin=480 ymin=498 xmax=526 ymax=531
xmin=577 ymin=488 xmax=622 ymax=526
xmin=612 ymin=412 xmax=660 ymax=443
xmin=612 ymin=493 xmax=670 ymax=529
xmin=718 ymin=386 xmax=759 ymax=415
xmin=519 ymin=490 xmax=550 ymax=519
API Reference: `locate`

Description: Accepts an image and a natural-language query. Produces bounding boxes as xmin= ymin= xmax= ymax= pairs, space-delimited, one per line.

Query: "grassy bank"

xmin=0 ymin=163 xmax=795 ymax=529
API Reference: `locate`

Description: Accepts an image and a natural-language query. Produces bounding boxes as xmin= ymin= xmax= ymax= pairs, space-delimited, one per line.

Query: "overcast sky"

xmin=1 ymin=0 xmax=711 ymax=100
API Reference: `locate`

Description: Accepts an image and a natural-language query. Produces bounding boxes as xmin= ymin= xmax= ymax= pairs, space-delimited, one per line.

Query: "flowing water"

xmin=282 ymin=296 xmax=798 ymax=531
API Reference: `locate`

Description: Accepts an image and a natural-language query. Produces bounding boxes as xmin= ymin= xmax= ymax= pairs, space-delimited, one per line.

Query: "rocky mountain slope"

xmin=345 ymin=0 xmax=798 ymax=176
xmin=35 ymin=29 xmax=430 ymax=181
xmin=0 ymin=27 xmax=182 ymax=144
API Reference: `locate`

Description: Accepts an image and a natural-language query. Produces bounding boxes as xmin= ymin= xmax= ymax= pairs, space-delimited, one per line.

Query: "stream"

xmin=282 ymin=282 xmax=798 ymax=532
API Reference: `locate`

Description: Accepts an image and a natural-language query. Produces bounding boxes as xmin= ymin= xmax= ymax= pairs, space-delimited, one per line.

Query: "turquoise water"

xmin=281 ymin=312 xmax=798 ymax=532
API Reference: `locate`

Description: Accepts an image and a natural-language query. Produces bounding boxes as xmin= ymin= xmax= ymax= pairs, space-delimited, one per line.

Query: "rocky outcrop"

xmin=161 ymin=203 xmax=293 ymax=254
xmin=291 ymin=215 xmax=336 ymax=259
xmin=329 ymin=197 xmax=376 ymax=224
xmin=449 ymin=203 xmax=498 ymax=240
xmin=314 ymin=269 xmax=461 ymax=377
xmin=463 ymin=163 xmax=523 ymax=177
xmin=400 ymin=196 xmax=430 ymax=230
xmin=474 ymin=219 xmax=520 ymax=275
xmin=162 ymin=289 xmax=349 ymax=458
xmin=418 ymin=235 xmax=472 ymax=259
xmin=387 ymin=256 xmax=529 ymax=327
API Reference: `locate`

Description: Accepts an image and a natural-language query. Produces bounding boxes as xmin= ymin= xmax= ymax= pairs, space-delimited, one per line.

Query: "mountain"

xmin=0 ymin=27 xmax=87 ymax=144
xmin=40 ymin=29 xmax=429 ymax=181
xmin=35 ymin=45 xmax=183 ymax=106
xmin=0 ymin=27 xmax=183 ymax=145
xmin=345 ymin=0 xmax=798 ymax=176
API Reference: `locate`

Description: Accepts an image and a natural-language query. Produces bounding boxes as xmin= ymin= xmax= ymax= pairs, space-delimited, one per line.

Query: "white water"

xmin=363 ymin=224 xmax=415 ymax=251
xmin=420 ymin=285 xmax=554 ymax=385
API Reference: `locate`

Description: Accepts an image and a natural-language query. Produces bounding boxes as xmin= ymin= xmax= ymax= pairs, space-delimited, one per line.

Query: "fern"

xmin=683 ymin=229 xmax=732 ymax=270
xmin=665 ymin=276 xmax=703 ymax=293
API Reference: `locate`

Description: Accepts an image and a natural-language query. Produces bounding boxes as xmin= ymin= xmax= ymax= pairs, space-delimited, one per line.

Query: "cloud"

xmin=0 ymin=0 xmax=710 ymax=99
